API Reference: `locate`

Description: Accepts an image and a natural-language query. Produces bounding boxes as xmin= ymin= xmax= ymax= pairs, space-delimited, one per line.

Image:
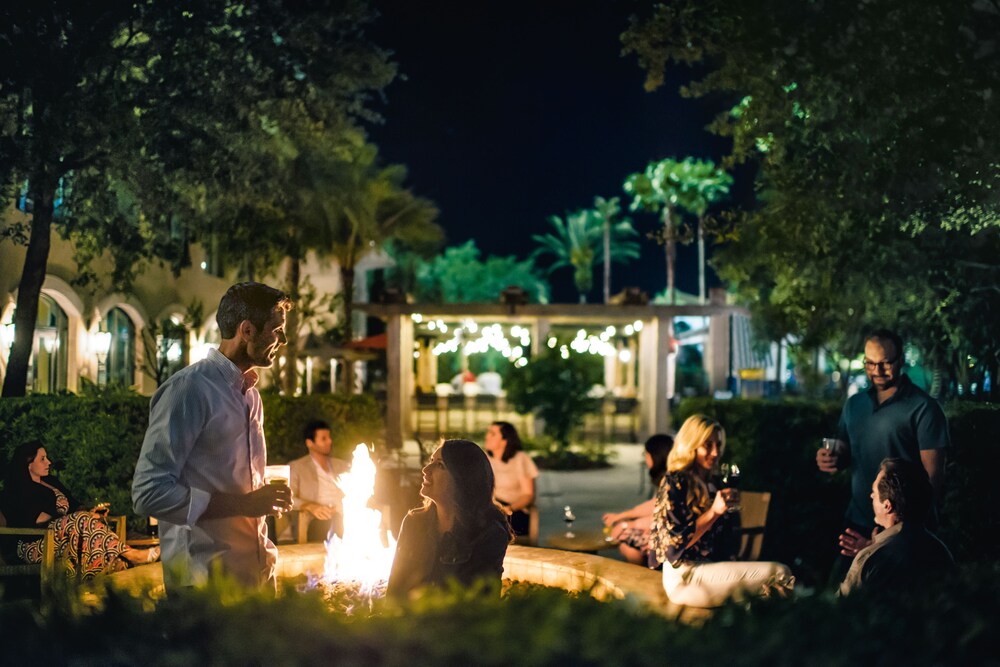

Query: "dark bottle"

xmin=148 ymin=516 xmax=159 ymax=538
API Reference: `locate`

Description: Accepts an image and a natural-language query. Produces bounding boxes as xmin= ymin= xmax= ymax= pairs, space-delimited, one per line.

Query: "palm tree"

xmin=624 ymin=159 xmax=687 ymax=304
xmin=208 ymin=109 xmax=442 ymax=395
xmin=312 ymin=148 xmax=442 ymax=392
xmin=672 ymin=159 xmax=733 ymax=303
xmin=533 ymin=206 xmax=640 ymax=303
xmin=594 ymin=197 xmax=639 ymax=303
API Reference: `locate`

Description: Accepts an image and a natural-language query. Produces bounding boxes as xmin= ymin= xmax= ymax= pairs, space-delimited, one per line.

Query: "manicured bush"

xmin=0 ymin=389 xmax=383 ymax=528
xmin=0 ymin=563 xmax=997 ymax=665
xmin=506 ymin=346 xmax=602 ymax=452
xmin=0 ymin=389 xmax=150 ymax=526
xmin=937 ymin=401 xmax=1000 ymax=562
xmin=674 ymin=397 xmax=1000 ymax=583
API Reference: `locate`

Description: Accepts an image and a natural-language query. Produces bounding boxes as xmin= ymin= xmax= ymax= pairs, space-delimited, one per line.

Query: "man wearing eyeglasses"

xmin=816 ymin=329 xmax=949 ymax=583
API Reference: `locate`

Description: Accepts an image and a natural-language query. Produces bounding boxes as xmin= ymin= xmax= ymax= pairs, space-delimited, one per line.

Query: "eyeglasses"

xmin=863 ymin=359 xmax=898 ymax=372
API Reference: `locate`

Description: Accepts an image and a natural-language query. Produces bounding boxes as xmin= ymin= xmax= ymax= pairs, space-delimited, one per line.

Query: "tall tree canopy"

xmin=399 ymin=240 xmax=549 ymax=305
xmin=0 ymin=0 xmax=396 ymax=396
xmin=623 ymin=0 xmax=1000 ymax=395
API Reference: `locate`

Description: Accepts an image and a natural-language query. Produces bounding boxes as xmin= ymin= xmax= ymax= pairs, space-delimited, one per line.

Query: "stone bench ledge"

xmin=100 ymin=543 xmax=706 ymax=622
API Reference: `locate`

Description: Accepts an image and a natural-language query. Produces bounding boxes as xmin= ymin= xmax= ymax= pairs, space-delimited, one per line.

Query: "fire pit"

xmin=103 ymin=445 xmax=684 ymax=618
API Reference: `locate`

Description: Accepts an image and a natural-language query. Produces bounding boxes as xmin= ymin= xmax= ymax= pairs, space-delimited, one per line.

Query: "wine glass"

xmin=719 ymin=463 xmax=742 ymax=513
xmin=562 ymin=505 xmax=576 ymax=538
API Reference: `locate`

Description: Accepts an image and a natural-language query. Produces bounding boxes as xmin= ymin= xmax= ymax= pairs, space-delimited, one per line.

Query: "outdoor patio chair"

xmin=737 ymin=491 xmax=771 ymax=561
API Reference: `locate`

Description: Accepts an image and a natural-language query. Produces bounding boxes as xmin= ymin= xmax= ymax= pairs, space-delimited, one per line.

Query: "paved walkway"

xmin=535 ymin=443 xmax=650 ymax=560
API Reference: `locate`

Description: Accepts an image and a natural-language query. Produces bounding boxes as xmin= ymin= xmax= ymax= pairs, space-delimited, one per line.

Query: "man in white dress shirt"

xmin=289 ymin=420 xmax=349 ymax=542
xmin=133 ymin=282 xmax=293 ymax=592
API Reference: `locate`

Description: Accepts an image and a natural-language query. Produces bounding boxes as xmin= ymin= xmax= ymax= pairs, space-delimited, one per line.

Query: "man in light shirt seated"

xmin=839 ymin=457 xmax=954 ymax=596
xmin=289 ymin=420 xmax=349 ymax=543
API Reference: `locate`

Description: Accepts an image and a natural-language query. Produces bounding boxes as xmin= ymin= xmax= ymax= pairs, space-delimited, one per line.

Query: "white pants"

xmin=662 ymin=560 xmax=792 ymax=607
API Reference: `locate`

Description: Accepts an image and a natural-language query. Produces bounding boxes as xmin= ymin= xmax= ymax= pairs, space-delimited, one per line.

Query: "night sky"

xmin=368 ymin=0 xmax=752 ymax=303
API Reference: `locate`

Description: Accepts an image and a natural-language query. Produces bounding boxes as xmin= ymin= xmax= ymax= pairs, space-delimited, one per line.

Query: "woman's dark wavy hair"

xmin=644 ymin=433 xmax=674 ymax=486
xmin=492 ymin=421 xmax=523 ymax=463
xmin=4 ymin=440 xmax=45 ymax=487
xmin=2 ymin=441 xmax=46 ymax=510
xmin=432 ymin=439 xmax=513 ymax=542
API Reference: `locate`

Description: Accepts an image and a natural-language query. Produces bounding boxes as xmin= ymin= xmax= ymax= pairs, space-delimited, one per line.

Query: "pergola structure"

xmin=358 ymin=297 xmax=748 ymax=448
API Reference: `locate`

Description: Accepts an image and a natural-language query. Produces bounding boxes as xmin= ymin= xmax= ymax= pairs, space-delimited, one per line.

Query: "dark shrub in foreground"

xmin=0 ymin=564 xmax=997 ymax=665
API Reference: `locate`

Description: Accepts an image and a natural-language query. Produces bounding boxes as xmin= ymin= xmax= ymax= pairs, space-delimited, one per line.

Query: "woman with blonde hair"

xmin=648 ymin=415 xmax=792 ymax=607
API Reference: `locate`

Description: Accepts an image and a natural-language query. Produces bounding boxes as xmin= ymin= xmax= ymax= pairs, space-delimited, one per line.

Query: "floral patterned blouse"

xmin=648 ymin=471 xmax=740 ymax=567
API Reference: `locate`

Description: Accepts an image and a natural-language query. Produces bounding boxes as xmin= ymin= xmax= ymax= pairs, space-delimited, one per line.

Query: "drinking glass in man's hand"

xmin=817 ymin=438 xmax=840 ymax=473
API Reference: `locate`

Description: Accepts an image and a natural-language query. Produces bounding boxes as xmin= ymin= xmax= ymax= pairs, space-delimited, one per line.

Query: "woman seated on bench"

xmin=602 ymin=433 xmax=673 ymax=566
xmin=648 ymin=415 xmax=792 ymax=607
xmin=387 ymin=439 xmax=512 ymax=599
xmin=1 ymin=441 xmax=158 ymax=579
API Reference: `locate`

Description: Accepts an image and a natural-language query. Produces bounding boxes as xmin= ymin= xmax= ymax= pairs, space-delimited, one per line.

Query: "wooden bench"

xmin=0 ymin=510 xmax=56 ymax=595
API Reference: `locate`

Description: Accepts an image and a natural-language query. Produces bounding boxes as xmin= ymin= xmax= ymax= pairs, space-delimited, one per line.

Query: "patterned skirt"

xmin=17 ymin=512 xmax=129 ymax=579
xmin=618 ymin=526 xmax=651 ymax=551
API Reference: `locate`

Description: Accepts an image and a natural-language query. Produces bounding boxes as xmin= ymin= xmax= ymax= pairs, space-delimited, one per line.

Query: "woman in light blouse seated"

xmin=648 ymin=415 xmax=792 ymax=607
xmin=387 ymin=439 xmax=512 ymax=600
xmin=484 ymin=421 xmax=538 ymax=538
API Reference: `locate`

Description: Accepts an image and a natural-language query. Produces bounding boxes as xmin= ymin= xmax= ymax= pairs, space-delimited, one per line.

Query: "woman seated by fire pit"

xmin=648 ymin=415 xmax=793 ymax=607
xmin=387 ymin=439 xmax=513 ymax=600
xmin=0 ymin=441 xmax=159 ymax=579
xmin=602 ymin=433 xmax=674 ymax=566
xmin=484 ymin=421 xmax=538 ymax=539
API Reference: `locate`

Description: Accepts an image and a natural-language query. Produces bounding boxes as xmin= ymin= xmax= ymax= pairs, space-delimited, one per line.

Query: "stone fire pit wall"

xmin=103 ymin=544 xmax=690 ymax=619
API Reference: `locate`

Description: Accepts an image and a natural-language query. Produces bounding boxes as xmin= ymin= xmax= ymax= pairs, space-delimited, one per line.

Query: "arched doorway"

xmin=32 ymin=294 xmax=68 ymax=393
xmin=105 ymin=307 xmax=136 ymax=387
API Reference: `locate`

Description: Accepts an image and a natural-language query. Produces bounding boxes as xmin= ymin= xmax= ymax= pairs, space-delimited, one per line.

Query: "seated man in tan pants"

xmin=290 ymin=420 xmax=349 ymax=543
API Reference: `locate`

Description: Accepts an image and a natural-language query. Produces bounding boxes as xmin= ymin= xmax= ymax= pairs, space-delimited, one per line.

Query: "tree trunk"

xmin=697 ymin=215 xmax=706 ymax=304
xmin=282 ymin=252 xmax=301 ymax=395
xmin=663 ymin=207 xmax=676 ymax=305
xmin=340 ymin=265 xmax=356 ymax=393
xmin=2 ymin=170 xmax=56 ymax=397
xmin=603 ymin=216 xmax=611 ymax=304
xmin=987 ymin=357 xmax=998 ymax=403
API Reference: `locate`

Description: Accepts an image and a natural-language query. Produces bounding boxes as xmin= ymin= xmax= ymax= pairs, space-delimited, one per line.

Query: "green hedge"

xmin=0 ymin=564 xmax=997 ymax=665
xmin=674 ymin=397 xmax=1000 ymax=583
xmin=0 ymin=389 xmax=383 ymax=527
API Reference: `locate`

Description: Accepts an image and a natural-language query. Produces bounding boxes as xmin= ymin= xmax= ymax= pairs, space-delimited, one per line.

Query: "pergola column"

xmin=385 ymin=313 xmax=414 ymax=449
xmin=705 ymin=288 xmax=732 ymax=394
xmin=638 ymin=315 xmax=672 ymax=439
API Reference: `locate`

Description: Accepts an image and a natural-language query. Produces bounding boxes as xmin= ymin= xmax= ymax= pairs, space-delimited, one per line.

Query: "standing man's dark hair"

xmin=217 ymin=282 xmax=292 ymax=339
xmin=876 ymin=458 xmax=933 ymax=524
xmin=865 ymin=329 xmax=904 ymax=363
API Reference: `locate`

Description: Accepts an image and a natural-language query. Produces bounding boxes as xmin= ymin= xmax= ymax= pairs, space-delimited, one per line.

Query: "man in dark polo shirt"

xmin=816 ymin=329 xmax=949 ymax=582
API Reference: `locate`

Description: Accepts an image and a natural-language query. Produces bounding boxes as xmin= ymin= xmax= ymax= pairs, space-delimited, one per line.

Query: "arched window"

xmin=105 ymin=308 xmax=136 ymax=387
xmin=32 ymin=294 xmax=68 ymax=393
